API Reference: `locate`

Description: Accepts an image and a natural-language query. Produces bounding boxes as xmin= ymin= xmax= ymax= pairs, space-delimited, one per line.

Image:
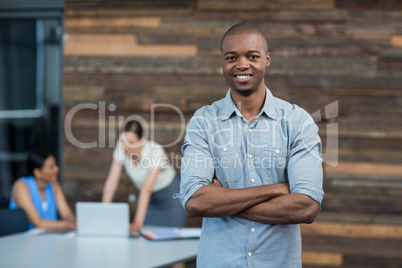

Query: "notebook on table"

xmin=141 ymin=227 xmax=201 ymax=241
xmin=76 ymin=202 xmax=129 ymax=237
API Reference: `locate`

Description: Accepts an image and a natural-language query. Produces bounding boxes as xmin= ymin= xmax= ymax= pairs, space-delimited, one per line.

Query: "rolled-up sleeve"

xmin=179 ymin=113 xmax=215 ymax=210
xmin=287 ymin=108 xmax=324 ymax=206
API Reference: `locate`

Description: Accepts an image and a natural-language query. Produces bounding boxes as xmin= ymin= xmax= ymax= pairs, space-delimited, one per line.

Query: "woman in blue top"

xmin=9 ymin=151 xmax=76 ymax=230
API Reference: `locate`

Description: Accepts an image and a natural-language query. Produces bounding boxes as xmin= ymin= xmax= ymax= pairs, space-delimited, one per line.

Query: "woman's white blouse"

xmin=113 ymin=140 xmax=175 ymax=192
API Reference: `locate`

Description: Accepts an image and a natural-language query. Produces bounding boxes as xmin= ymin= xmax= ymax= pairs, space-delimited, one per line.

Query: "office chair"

xmin=0 ymin=208 xmax=29 ymax=236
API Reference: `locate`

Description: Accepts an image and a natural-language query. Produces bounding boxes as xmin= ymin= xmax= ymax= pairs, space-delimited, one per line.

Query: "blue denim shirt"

xmin=180 ymin=88 xmax=324 ymax=267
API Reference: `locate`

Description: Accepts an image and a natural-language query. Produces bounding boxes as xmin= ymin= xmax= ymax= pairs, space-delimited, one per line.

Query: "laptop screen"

xmin=76 ymin=202 xmax=129 ymax=237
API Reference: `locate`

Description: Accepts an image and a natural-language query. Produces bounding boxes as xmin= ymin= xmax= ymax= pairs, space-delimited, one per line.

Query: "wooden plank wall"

xmin=62 ymin=1 xmax=402 ymax=267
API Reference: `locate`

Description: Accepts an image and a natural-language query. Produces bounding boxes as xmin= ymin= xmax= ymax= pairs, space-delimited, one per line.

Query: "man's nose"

xmin=236 ymin=57 xmax=249 ymax=70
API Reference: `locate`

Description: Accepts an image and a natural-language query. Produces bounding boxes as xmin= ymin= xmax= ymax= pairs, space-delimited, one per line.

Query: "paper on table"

xmin=175 ymin=228 xmax=202 ymax=237
xmin=141 ymin=227 xmax=201 ymax=241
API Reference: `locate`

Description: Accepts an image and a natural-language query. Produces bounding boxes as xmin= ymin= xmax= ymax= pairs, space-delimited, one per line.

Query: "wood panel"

xmin=302 ymin=234 xmax=402 ymax=267
xmin=65 ymin=17 xmax=161 ymax=29
xmin=197 ymin=0 xmax=335 ymax=10
xmin=390 ymin=35 xmax=402 ymax=47
xmin=64 ymin=56 xmax=222 ymax=75
xmin=301 ymin=221 xmax=402 ymax=239
xmin=325 ymin=162 xmax=402 ymax=177
xmin=336 ymin=0 xmax=402 ymax=10
xmin=302 ymin=251 xmax=343 ymax=267
xmin=64 ymin=34 xmax=197 ymax=56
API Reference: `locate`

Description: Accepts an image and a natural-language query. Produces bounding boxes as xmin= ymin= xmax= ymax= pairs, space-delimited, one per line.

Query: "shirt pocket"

xmin=212 ymin=146 xmax=244 ymax=187
xmin=272 ymin=147 xmax=288 ymax=183
xmin=261 ymin=147 xmax=288 ymax=184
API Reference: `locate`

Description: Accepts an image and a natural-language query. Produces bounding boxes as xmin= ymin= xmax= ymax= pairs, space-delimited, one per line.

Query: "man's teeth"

xmin=236 ymin=75 xmax=250 ymax=79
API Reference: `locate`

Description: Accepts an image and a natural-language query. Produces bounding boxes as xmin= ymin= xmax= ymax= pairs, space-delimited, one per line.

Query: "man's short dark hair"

xmin=220 ymin=22 xmax=268 ymax=53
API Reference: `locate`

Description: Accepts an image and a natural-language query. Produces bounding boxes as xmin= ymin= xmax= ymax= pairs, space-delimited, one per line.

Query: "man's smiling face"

xmin=221 ymin=33 xmax=270 ymax=97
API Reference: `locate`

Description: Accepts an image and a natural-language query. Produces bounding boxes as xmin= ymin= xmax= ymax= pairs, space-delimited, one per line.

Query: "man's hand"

xmin=211 ymin=178 xmax=223 ymax=187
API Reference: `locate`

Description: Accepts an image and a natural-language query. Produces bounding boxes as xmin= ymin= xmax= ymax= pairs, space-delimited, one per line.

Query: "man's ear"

xmin=265 ymin=52 xmax=271 ymax=68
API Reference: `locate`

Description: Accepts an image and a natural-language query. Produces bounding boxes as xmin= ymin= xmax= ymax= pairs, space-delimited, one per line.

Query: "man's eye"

xmin=226 ymin=56 xmax=236 ymax=60
xmin=249 ymin=55 xmax=259 ymax=59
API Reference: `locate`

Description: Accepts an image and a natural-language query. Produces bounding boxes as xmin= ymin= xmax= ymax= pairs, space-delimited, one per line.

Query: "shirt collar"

xmin=261 ymin=87 xmax=278 ymax=120
xmin=219 ymin=87 xmax=278 ymax=121
xmin=218 ymin=90 xmax=240 ymax=120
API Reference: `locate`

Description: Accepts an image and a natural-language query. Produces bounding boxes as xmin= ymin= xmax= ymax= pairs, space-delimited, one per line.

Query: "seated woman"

xmin=9 ymin=150 xmax=76 ymax=230
xmin=102 ymin=119 xmax=186 ymax=236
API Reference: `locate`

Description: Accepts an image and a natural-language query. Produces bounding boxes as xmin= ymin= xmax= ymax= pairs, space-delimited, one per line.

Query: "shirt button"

xmin=251 ymin=178 xmax=255 ymax=183
xmin=248 ymin=154 xmax=252 ymax=158
xmin=251 ymin=228 xmax=255 ymax=232
xmin=248 ymin=252 xmax=252 ymax=257
xmin=248 ymin=128 xmax=252 ymax=132
xmin=275 ymin=149 xmax=280 ymax=154
xmin=223 ymin=147 xmax=227 ymax=152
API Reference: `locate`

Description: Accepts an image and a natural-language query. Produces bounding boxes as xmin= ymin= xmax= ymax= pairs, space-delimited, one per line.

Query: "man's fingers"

xmin=212 ymin=178 xmax=223 ymax=187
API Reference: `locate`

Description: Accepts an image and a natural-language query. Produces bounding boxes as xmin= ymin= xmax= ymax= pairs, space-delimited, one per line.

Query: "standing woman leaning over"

xmin=9 ymin=150 xmax=76 ymax=230
xmin=102 ymin=119 xmax=186 ymax=235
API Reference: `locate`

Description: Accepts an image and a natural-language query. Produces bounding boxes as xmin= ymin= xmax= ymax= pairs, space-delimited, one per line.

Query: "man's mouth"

xmin=234 ymin=74 xmax=252 ymax=83
xmin=235 ymin=75 xmax=251 ymax=79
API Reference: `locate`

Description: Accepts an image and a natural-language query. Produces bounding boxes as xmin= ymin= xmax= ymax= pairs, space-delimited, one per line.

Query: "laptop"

xmin=76 ymin=202 xmax=129 ymax=237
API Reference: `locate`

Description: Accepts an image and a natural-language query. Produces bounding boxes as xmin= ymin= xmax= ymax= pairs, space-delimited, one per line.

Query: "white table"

xmin=0 ymin=229 xmax=199 ymax=268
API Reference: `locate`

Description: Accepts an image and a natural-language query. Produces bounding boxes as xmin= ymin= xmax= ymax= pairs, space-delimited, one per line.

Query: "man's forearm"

xmin=185 ymin=182 xmax=289 ymax=218
xmin=235 ymin=193 xmax=320 ymax=224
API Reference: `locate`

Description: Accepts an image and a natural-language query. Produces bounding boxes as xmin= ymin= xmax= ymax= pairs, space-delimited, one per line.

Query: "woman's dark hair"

xmin=120 ymin=120 xmax=143 ymax=139
xmin=27 ymin=150 xmax=52 ymax=176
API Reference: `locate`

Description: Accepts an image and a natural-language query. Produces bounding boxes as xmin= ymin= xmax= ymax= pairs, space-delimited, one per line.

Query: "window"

xmin=0 ymin=0 xmax=64 ymax=203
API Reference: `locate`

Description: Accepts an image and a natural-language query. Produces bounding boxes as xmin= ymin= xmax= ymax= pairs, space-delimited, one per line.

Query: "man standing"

xmin=180 ymin=22 xmax=324 ymax=267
